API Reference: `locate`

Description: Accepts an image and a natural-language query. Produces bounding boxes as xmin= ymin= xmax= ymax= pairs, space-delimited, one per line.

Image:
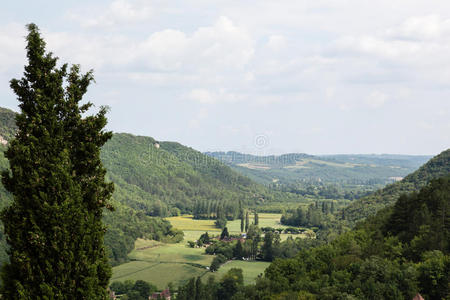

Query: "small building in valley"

xmin=150 ymin=288 xmax=171 ymax=300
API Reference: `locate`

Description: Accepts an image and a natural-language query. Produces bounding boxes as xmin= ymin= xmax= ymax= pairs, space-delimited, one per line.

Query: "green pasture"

xmin=112 ymin=214 xmax=309 ymax=289
xmin=112 ymin=239 xmax=211 ymax=289
xmin=112 ymin=261 xmax=208 ymax=289
xmin=204 ymin=260 xmax=271 ymax=285
xmin=129 ymin=239 xmax=213 ymax=266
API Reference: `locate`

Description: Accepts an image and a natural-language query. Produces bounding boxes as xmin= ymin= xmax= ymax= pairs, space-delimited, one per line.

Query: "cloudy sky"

xmin=1 ymin=1 xmax=449 ymax=155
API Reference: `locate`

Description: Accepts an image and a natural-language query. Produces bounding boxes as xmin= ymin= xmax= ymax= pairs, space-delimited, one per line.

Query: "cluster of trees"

xmin=177 ymin=269 xmax=244 ymax=300
xmin=110 ymin=280 xmax=158 ymax=299
xmin=193 ymin=200 xmax=240 ymax=220
xmin=281 ymin=201 xmax=335 ymax=227
xmin=229 ymin=176 xmax=450 ymax=299
xmin=204 ymin=224 xmax=321 ymax=273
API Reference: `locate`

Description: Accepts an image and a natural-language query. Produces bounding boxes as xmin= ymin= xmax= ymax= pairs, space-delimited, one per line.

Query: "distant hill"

xmin=206 ymin=151 xmax=431 ymax=186
xmin=342 ymin=149 xmax=450 ymax=223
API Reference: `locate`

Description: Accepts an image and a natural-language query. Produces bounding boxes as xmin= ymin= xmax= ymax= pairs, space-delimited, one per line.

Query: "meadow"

xmin=111 ymin=213 xmax=308 ymax=289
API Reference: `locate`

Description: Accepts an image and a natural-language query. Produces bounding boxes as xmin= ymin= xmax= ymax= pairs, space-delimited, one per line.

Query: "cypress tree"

xmin=0 ymin=24 xmax=114 ymax=298
xmin=245 ymin=211 xmax=249 ymax=232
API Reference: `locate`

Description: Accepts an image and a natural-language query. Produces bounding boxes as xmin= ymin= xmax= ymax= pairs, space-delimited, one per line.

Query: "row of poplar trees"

xmin=1 ymin=24 xmax=114 ymax=298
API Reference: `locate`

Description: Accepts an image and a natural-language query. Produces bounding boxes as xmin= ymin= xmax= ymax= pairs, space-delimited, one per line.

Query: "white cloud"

xmin=0 ymin=23 xmax=26 ymax=72
xmin=70 ymin=0 xmax=153 ymax=28
xmin=386 ymin=15 xmax=450 ymax=40
xmin=365 ymin=91 xmax=388 ymax=108
xmin=266 ymin=35 xmax=287 ymax=51
xmin=186 ymin=88 xmax=244 ymax=104
xmin=187 ymin=89 xmax=214 ymax=104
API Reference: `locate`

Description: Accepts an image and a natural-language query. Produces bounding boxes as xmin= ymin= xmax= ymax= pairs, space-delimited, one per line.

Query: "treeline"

xmin=177 ymin=269 xmax=245 ymax=300
xmin=110 ymin=280 xmax=159 ymax=299
xmin=281 ymin=201 xmax=336 ymax=227
xmin=192 ymin=200 xmax=240 ymax=220
xmin=273 ymin=182 xmax=374 ymax=201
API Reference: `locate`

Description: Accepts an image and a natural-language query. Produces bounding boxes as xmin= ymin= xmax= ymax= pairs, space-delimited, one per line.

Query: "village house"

xmin=150 ymin=288 xmax=171 ymax=300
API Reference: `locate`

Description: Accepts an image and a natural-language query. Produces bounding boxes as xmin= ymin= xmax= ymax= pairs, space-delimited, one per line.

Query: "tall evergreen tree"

xmin=254 ymin=211 xmax=259 ymax=225
xmin=0 ymin=24 xmax=114 ymax=298
xmin=245 ymin=211 xmax=249 ymax=232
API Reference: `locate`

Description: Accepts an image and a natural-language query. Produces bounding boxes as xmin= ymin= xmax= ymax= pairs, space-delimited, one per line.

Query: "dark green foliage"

xmin=0 ymin=24 xmax=113 ymax=298
xmin=198 ymin=232 xmax=210 ymax=245
xmin=254 ymin=211 xmax=259 ymax=225
xmin=385 ymin=175 xmax=450 ymax=259
xmin=239 ymin=176 xmax=450 ymax=299
xmin=217 ymin=268 xmax=244 ymax=300
xmin=109 ymin=280 xmax=156 ymax=298
xmin=220 ymin=227 xmax=230 ymax=240
xmin=210 ymin=254 xmax=227 ymax=271
xmin=245 ymin=211 xmax=249 ymax=232
xmin=261 ymin=231 xmax=280 ymax=261
xmin=206 ymin=241 xmax=234 ymax=259
xmin=233 ymin=240 xmax=244 ymax=259
xmin=215 ymin=217 xmax=227 ymax=229
xmin=176 ymin=269 xmax=242 ymax=300
xmin=281 ymin=203 xmax=329 ymax=227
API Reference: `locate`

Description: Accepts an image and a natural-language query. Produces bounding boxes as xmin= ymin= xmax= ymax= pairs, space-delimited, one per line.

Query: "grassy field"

xmin=112 ymin=214 xmax=308 ymax=289
xmin=166 ymin=213 xmax=308 ymax=242
xmin=111 ymin=239 xmax=212 ymax=289
xmin=204 ymin=260 xmax=271 ymax=285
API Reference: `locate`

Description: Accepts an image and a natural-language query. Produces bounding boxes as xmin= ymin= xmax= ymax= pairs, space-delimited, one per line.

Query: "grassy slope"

xmin=342 ymin=149 xmax=450 ymax=223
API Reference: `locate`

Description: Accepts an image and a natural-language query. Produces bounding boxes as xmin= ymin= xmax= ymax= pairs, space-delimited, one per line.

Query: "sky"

xmin=0 ymin=1 xmax=449 ymax=155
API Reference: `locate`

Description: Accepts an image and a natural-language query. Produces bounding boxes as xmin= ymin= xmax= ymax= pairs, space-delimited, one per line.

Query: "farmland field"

xmin=111 ymin=239 xmax=212 ymax=289
xmin=204 ymin=260 xmax=271 ymax=285
xmin=111 ymin=214 xmax=310 ymax=289
xmin=166 ymin=213 xmax=310 ymax=241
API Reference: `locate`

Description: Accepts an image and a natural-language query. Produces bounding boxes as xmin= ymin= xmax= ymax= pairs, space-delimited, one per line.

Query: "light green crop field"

xmin=112 ymin=261 xmax=208 ymax=289
xmin=166 ymin=213 xmax=306 ymax=242
xmin=129 ymin=239 xmax=213 ymax=266
xmin=111 ymin=239 xmax=212 ymax=289
xmin=204 ymin=260 xmax=271 ymax=285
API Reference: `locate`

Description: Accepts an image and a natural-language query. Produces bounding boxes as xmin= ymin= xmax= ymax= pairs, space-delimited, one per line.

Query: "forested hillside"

xmin=342 ymin=149 xmax=450 ymax=223
xmin=101 ymin=134 xmax=272 ymax=217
